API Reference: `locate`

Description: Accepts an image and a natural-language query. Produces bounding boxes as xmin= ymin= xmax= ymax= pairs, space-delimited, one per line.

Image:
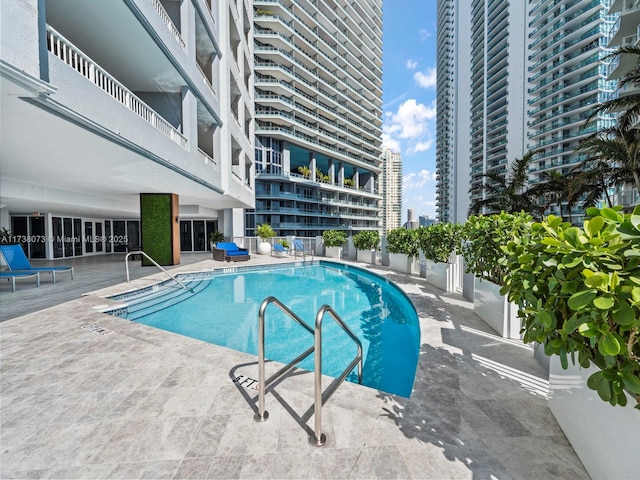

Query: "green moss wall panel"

xmin=140 ymin=193 xmax=176 ymax=266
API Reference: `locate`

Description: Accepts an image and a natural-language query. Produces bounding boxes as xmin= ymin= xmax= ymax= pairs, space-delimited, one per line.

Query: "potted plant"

xmin=208 ymin=230 xmax=224 ymax=250
xmin=501 ymin=206 xmax=640 ymax=478
xmin=416 ymin=223 xmax=461 ymax=290
xmin=322 ymin=230 xmax=346 ymax=259
xmin=256 ymin=223 xmax=275 ymax=255
xmin=386 ymin=228 xmax=419 ymax=273
xmin=353 ymin=230 xmax=379 ymax=264
xmin=460 ymin=211 xmax=532 ymax=338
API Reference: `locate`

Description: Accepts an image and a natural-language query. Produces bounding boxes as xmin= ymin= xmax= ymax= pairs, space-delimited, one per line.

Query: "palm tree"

xmin=529 ymin=169 xmax=579 ymax=223
xmin=468 ymin=150 xmax=545 ymax=218
xmin=573 ymin=127 xmax=640 ymax=207
xmin=587 ymin=46 xmax=640 ymax=131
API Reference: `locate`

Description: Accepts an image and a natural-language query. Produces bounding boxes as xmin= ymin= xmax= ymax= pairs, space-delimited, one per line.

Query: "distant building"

xmin=403 ymin=209 xmax=419 ymax=230
xmin=605 ymin=0 xmax=640 ymax=213
xmin=247 ymin=0 xmax=384 ymax=237
xmin=436 ymin=1 xmax=617 ymax=225
xmin=419 ymin=215 xmax=435 ymax=227
xmin=381 ymin=148 xmax=402 ymax=234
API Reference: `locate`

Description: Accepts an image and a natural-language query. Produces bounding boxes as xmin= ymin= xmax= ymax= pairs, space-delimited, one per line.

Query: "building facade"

xmin=605 ymin=0 xmax=640 ymax=212
xmin=436 ymin=0 xmax=619 ymax=224
xmin=526 ymin=0 xmax=617 ymax=224
xmin=381 ymin=147 xmax=402 ymax=234
xmin=246 ymin=0 xmax=383 ymax=238
xmin=0 ymin=0 xmax=254 ymax=259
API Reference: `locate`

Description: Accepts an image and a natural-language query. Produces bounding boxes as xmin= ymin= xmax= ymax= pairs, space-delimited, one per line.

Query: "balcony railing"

xmin=47 ymin=26 xmax=187 ymax=148
xmin=149 ymin=0 xmax=186 ymax=50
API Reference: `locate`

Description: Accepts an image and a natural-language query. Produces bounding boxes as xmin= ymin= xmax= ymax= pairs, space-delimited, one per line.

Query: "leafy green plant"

xmin=417 ymin=223 xmax=461 ymax=263
xmin=209 ymin=230 xmax=224 ymax=244
xmin=460 ymin=211 xmax=532 ymax=285
xmin=344 ymin=178 xmax=355 ymax=187
xmin=386 ymin=228 xmax=419 ymax=258
xmin=297 ymin=166 xmax=311 ymax=178
xmin=256 ymin=223 xmax=275 ymax=240
xmin=353 ymin=230 xmax=380 ymax=251
xmin=501 ymin=206 xmax=640 ymax=409
xmin=278 ymin=239 xmax=289 ymax=248
xmin=322 ymin=230 xmax=346 ymax=247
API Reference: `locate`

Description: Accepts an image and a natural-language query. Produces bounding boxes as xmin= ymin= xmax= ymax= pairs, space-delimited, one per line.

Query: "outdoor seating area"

xmin=0 ymin=244 xmax=74 ymax=287
xmin=211 ymin=242 xmax=251 ymax=262
xmin=271 ymin=243 xmax=289 ymax=257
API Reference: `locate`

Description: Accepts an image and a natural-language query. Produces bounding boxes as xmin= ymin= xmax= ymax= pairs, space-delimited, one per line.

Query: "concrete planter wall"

xmin=324 ymin=246 xmax=342 ymax=259
xmin=548 ymin=356 xmax=640 ymax=480
xmin=424 ymin=260 xmax=453 ymax=291
xmin=356 ymin=249 xmax=376 ymax=264
xmin=473 ymin=278 xmax=521 ymax=339
xmin=388 ymin=253 xmax=415 ymax=274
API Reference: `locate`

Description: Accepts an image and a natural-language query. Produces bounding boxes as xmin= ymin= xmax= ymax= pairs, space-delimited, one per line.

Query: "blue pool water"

xmin=109 ymin=262 xmax=420 ymax=397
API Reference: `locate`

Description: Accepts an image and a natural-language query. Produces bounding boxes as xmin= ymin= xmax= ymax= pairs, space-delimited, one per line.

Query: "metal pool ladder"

xmin=254 ymin=296 xmax=363 ymax=447
xmin=124 ymin=250 xmax=188 ymax=290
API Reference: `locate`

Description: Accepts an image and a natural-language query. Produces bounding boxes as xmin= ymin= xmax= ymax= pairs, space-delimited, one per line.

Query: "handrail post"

xmin=312 ymin=313 xmax=327 ymax=446
xmin=254 ymin=297 xmax=270 ymax=422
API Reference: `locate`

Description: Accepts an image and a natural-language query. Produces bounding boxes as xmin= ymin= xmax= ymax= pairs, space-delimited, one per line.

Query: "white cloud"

xmin=383 ymin=99 xmax=436 ymax=158
xmin=408 ymin=140 xmax=433 ymax=154
xmin=406 ymin=59 xmax=418 ymax=70
xmin=403 ymin=170 xmax=437 ymax=190
xmin=414 ymin=68 xmax=437 ymax=89
xmin=419 ymin=29 xmax=431 ymax=41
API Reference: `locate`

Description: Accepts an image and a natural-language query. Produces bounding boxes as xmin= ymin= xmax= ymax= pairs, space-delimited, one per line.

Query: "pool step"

xmin=122 ymin=278 xmax=211 ymax=321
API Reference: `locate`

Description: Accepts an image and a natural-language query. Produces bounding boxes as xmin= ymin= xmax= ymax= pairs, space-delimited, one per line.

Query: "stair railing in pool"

xmin=254 ymin=296 xmax=363 ymax=447
xmin=125 ymin=251 xmax=188 ymax=290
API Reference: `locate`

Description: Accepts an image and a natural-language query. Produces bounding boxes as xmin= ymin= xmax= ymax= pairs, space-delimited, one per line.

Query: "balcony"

xmin=47 ymin=26 xmax=187 ymax=148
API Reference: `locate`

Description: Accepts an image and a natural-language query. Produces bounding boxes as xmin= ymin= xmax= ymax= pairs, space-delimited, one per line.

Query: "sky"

xmin=381 ymin=0 xmax=438 ymax=223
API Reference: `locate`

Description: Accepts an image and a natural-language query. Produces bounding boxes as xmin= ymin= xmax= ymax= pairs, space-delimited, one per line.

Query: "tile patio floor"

xmin=0 ymin=253 xmax=589 ymax=479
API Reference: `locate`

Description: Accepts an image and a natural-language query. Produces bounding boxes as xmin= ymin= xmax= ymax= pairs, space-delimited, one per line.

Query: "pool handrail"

xmin=312 ymin=304 xmax=363 ymax=446
xmin=125 ymin=250 xmax=188 ymax=290
xmin=254 ymin=296 xmax=363 ymax=447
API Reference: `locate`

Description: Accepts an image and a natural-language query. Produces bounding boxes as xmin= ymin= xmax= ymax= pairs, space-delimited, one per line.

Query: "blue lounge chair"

xmin=0 ymin=244 xmax=74 ymax=284
xmin=0 ymin=271 xmax=40 ymax=292
xmin=291 ymin=239 xmax=312 ymax=258
xmin=212 ymin=242 xmax=250 ymax=262
xmin=271 ymin=243 xmax=289 ymax=258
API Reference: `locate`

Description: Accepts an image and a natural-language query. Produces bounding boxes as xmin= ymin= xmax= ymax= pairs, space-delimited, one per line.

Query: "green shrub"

xmin=501 ymin=206 xmax=640 ymax=408
xmin=386 ymin=228 xmax=419 ymax=257
xmin=460 ymin=211 xmax=532 ymax=285
xmin=353 ymin=230 xmax=380 ymax=251
xmin=322 ymin=230 xmax=346 ymax=247
xmin=209 ymin=231 xmax=224 ymax=244
xmin=417 ymin=223 xmax=461 ymax=263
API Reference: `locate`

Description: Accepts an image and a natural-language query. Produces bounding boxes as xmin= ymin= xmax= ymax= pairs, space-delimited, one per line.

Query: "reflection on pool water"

xmin=108 ymin=262 xmax=420 ymax=397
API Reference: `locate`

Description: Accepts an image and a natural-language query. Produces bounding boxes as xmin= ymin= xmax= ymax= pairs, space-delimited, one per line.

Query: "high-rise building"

xmin=527 ymin=1 xmax=617 ymax=224
xmin=0 ymin=0 xmax=254 ymax=259
xmin=419 ymin=215 xmax=436 ymax=227
xmin=381 ymin=147 xmax=402 ymax=234
xmin=604 ymin=0 xmax=640 ymax=212
xmin=435 ymin=0 xmax=472 ymax=224
xmin=436 ymin=0 xmax=618 ymax=224
xmin=247 ymin=0 xmax=384 ymax=238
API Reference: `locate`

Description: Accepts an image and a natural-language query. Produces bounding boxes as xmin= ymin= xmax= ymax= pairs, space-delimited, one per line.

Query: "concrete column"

xmin=181 ymin=87 xmax=198 ymax=152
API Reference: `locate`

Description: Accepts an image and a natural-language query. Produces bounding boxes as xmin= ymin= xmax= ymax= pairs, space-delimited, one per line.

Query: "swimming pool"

xmin=107 ymin=261 xmax=420 ymax=397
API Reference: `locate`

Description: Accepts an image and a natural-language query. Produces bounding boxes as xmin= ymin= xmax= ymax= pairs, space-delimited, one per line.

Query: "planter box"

xmin=356 ymin=249 xmax=376 ymax=264
xmin=324 ymin=246 xmax=342 ymax=259
xmin=473 ymin=278 xmax=521 ymax=339
xmin=424 ymin=260 xmax=452 ymax=291
xmin=548 ymin=356 xmax=640 ymax=480
xmin=388 ymin=253 xmax=415 ymax=274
